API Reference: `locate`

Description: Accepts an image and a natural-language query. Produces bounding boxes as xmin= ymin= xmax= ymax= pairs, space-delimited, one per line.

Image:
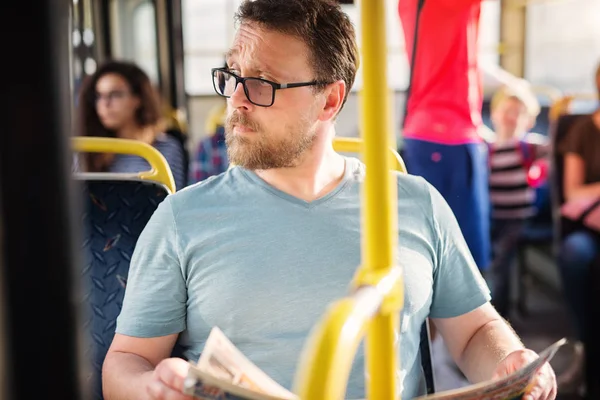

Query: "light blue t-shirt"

xmin=116 ymin=157 xmax=490 ymax=399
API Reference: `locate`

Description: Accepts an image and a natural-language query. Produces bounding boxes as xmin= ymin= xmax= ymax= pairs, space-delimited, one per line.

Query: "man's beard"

xmin=225 ymin=112 xmax=316 ymax=170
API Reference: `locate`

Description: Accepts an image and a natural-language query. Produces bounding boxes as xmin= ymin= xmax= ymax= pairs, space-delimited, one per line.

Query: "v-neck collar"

xmin=239 ymin=157 xmax=360 ymax=209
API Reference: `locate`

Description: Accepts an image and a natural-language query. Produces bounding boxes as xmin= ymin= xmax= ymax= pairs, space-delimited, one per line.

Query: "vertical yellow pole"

xmin=359 ymin=0 xmax=400 ymax=399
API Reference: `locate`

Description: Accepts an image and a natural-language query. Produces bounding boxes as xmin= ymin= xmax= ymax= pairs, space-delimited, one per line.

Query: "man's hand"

xmin=492 ymin=349 xmax=557 ymax=400
xmin=146 ymin=358 xmax=195 ymax=400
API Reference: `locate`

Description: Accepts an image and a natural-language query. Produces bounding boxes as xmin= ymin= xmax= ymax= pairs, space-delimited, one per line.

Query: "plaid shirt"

xmin=189 ymin=126 xmax=229 ymax=184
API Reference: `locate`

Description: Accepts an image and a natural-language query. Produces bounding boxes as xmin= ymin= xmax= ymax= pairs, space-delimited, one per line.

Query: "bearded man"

xmin=102 ymin=1 xmax=557 ymax=399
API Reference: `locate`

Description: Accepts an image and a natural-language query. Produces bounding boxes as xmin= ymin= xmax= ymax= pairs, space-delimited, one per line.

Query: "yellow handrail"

xmin=549 ymin=92 xmax=598 ymax=121
xmin=530 ymin=85 xmax=562 ymax=104
xmin=72 ymin=137 xmax=176 ymax=194
xmin=333 ymin=137 xmax=407 ymax=174
xmin=293 ymin=267 xmax=403 ymax=399
xmin=294 ymin=0 xmax=402 ymax=398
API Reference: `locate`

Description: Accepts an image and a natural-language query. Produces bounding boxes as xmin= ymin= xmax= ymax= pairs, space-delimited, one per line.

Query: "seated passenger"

xmin=556 ymin=61 xmax=600 ymax=390
xmin=76 ymin=60 xmax=187 ymax=191
xmin=485 ymin=88 xmax=548 ymax=319
xmin=102 ymin=2 xmax=557 ymax=400
xmin=188 ymin=102 xmax=228 ymax=184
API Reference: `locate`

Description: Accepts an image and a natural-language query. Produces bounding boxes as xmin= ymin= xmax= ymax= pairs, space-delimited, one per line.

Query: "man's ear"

xmin=318 ymin=80 xmax=346 ymax=121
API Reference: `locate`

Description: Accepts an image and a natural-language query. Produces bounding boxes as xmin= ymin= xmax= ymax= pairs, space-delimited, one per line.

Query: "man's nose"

xmin=229 ymin=81 xmax=253 ymax=110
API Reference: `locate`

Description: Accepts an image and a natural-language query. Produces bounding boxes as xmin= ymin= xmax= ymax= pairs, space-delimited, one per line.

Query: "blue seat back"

xmin=79 ymin=179 xmax=169 ymax=399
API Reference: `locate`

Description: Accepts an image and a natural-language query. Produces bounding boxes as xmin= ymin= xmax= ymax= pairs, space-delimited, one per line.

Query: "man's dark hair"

xmin=236 ymin=0 xmax=359 ymax=111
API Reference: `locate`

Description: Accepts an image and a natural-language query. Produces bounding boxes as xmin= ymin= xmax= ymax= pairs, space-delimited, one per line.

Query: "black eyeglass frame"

xmin=211 ymin=67 xmax=330 ymax=107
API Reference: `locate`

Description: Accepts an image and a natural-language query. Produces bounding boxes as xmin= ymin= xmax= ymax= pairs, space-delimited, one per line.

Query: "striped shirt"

xmin=489 ymin=140 xmax=536 ymax=219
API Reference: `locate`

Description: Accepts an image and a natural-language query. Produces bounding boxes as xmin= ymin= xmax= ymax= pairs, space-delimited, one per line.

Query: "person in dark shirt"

xmin=555 ymin=61 xmax=600 ymax=392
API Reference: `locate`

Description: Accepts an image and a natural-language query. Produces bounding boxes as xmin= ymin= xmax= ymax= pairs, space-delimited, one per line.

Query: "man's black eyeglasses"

xmin=211 ymin=68 xmax=329 ymax=107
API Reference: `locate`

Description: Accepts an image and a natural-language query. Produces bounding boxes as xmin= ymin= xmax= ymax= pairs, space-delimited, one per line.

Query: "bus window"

xmin=109 ymin=0 xmax=159 ymax=84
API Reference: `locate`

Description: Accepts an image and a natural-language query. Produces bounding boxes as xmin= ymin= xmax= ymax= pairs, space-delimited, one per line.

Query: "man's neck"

xmin=254 ymin=142 xmax=346 ymax=203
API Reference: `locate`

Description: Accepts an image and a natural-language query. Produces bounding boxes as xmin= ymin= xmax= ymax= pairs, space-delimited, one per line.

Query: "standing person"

xmin=398 ymin=0 xmax=490 ymax=271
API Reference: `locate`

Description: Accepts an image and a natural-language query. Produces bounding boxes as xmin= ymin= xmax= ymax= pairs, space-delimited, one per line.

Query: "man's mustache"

xmin=226 ymin=112 xmax=261 ymax=132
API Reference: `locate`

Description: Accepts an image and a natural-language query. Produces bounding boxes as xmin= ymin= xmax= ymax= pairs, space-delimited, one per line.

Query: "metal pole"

xmin=165 ymin=0 xmax=188 ymax=112
xmin=0 ymin=1 xmax=88 ymax=399
xmin=359 ymin=0 xmax=401 ymax=398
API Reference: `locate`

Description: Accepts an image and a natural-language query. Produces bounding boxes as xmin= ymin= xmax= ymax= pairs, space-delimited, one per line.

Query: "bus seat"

xmin=163 ymin=105 xmax=188 ymax=135
xmin=78 ymin=178 xmax=169 ymax=399
xmin=532 ymin=105 xmax=552 ymax=137
xmin=163 ymin=105 xmax=191 ymax=186
xmin=164 ymin=128 xmax=190 ymax=188
xmin=73 ymin=137 xmax=176 ymax=399
xmin=513 ymin=113 xmax=589 ymax=316
xmin=420 ymin=318 xmax=435 ymax=395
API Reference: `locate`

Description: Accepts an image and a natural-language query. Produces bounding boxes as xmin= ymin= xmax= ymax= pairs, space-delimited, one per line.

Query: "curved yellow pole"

xmin=72 ymin=137 xmax=176 ymax=194
xmin=529 ymin=84 xmax=562 ymax=104
xmin=293 ymin=266 xmax=403 ymax=399
xmin=293 ymin=298 xmax=372 ymax=400
xmin=333 ymin=137 xmax=407 ymax=174
xmin=549 ymin=92 xmax=599 ymax=121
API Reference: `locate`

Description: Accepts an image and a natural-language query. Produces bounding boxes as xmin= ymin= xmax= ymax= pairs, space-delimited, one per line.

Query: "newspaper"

xmin=183 ymin=327 xmax=298 ymax=400
xmin=183 ymin=327 xmax=565 ymax=400
xmin=415 ymin=338 xmax=566 ymax=400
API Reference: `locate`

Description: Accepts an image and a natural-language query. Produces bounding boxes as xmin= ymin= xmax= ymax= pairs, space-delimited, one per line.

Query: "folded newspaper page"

xmin=183 ymin=327 xmax=298 ymax=400
xmin=414 ymin=338 xmax=567 ymax=400
xmin=184 ymin=327 xmax=565 ymax=400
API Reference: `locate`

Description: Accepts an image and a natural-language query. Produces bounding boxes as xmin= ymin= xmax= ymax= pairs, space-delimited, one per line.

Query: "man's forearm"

xmin=102 ymin=351 xmax=154 ymax=400
xmin=456 ymin=319 xmax=525 ymax=383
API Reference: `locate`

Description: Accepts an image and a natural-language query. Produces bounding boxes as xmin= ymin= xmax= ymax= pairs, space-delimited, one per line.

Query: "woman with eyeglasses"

xmin=75 ymin=60 xmax=187 ymax=191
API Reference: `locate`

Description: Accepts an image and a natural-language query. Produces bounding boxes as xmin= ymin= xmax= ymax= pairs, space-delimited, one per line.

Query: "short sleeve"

xmin=559 ymin=118 xmax=590 ymax=158
xmin=427 ymin=184 xmax=491 ymax=318
xmin=116 ymin=197 xmax=187 ymax=337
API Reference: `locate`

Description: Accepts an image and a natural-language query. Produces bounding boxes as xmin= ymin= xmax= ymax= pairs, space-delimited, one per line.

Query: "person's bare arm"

xmin=433 ymin=303 xmax=556 ymax=399
xmin=563 ymin=153 xmax=600 ymax=201
xmin=432 ymin=302 xmax=523 ymax=383
xmin=102 ymin=333 xmax=193 ymax=400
